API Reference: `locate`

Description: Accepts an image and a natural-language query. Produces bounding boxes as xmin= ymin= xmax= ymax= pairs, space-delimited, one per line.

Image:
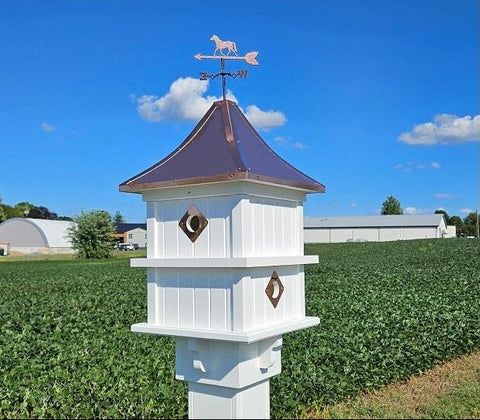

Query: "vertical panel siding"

xmin=241 ymin=198 xmax=253 ymax=257
xmin=298 ymin=269 xmax=306 ymax=317
xmin=232 ymin=272 xmax=245 ymax=330
xmin=179 ymin=270 xmax=194 ymax=327
xmin=149 ymin=194 xmax=302 ymax=259
xmin=263 ymin=205 xmax=275 ymax=256
xmin=149 ymin=267 xmax=306 ymax=332
xmin=147 ymin=268 xmax=157 ymax=324
xmin=146 ymin=202 xmax=157 ymax=258
xmin=155 ymin=268 xmax=165 ymax=325
xmin=283 ymin=206 xmax=293 ymax=256
xmin=194 ymin=270 xmax=210 ymax=329
xmin=155 ymin=203 xmax=165 ymax=258
xmin=254 ymin=272 xmax=267 ymax=327
xmin=252 ymin=201 xmax=265 ymax=256
xmin=208 ymin=197 xmax=227 ymax=258
xmin=210 ymin=270 xmax=227 ymax=330
xmin=153 ymin=197 xmax=233 ymax=259
xmin=164 ymin=271 xmax=180 ymax=325
xmin=164 ymin=202 xmax=179 ymax=258
xmin=246 ymin=199 xmax=300 ymax=257
xmin=273 ymin=206 xmax=284 ymax=255
xmin=297 ymin=204 xmax=304 ymax=254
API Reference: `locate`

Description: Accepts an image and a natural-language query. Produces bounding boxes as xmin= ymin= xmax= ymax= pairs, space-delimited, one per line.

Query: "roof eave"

xmin=119 ymin=171 xmax=325 ymax=194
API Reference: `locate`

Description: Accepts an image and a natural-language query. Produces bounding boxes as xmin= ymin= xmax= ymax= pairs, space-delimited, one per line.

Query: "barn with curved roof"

xmin=0 ymin=218 xmax=76 ymax=255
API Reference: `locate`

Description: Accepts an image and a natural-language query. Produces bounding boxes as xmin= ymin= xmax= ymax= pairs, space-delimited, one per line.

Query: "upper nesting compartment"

xmin=119 ymin=100 xmax=325 ymax=193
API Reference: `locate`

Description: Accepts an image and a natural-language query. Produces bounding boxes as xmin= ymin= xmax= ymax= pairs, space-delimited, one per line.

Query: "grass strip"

xmin=306 ymin=351 xmax=480 ymax=419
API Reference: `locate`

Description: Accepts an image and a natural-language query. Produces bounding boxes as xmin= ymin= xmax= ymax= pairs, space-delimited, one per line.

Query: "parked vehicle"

xmin=117 ymin=243 xmax=135 ymax=251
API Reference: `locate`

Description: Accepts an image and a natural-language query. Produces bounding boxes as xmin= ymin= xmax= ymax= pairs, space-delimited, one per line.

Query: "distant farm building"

xmin=304 ymin=214 xmax=452 ymax=243
xmin=0 ymin=218 xmax=75 ymax=255
xmin=113 ymin=223 xmax=147 ymax=248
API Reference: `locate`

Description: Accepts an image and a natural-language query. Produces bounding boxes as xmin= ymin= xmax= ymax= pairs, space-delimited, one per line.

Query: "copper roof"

xmin=119 ymin=100 xmax=325 ymax=193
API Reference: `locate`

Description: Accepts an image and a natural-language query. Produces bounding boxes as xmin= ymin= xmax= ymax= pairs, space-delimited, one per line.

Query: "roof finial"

xmin=194 ymin=35 xmax=259 ymax=101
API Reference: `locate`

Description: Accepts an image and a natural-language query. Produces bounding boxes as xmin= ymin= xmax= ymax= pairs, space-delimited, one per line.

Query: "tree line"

xmin=0 ymin=199 xmax=72 ymax=222
xmin=381 ymin=196 xmax=478 ymax=237
xmin=0 ymin=196 xmax=126 ymax=225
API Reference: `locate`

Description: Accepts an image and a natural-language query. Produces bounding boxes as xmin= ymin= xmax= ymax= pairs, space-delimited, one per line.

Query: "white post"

xmin=188 ymin=380 xmax=270 ymax=419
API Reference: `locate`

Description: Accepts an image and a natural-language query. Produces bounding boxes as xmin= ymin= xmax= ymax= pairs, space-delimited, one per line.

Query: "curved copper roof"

xmin=120 ymin=100 xmax=325 ymax=193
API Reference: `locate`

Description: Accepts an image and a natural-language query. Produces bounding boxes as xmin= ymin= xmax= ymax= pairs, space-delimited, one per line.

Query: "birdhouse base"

xmin=175 ymin=336 xmax=282 ymax=389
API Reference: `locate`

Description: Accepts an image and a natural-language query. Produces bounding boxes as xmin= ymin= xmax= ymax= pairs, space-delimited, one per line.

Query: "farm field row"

xmin=0 ymin=239 xmax=478 ymax=418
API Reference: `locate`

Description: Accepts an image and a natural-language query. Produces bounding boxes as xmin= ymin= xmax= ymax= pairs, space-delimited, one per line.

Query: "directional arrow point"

xmin=245 ymin=51 xmax=259 ymax=66
xmin=194 ymin=53 xmax=202 ymax=61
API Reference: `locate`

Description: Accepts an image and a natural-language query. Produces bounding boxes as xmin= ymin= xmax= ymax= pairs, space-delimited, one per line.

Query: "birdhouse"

xmin=120 ymin=99 xmax=324 ymax=418
xmin=120 ymin=37 xmax=325 ymax=418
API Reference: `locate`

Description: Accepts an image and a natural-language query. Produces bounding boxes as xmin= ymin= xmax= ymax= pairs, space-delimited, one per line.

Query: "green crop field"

xmin=0 ymin=239 xmax=478 ymax=418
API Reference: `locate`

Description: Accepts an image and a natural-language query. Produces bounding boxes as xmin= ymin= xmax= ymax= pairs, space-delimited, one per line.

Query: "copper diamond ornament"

xmin=265 ymin=271 xmax=284 ymax=308
xmin=179 ymin=205 xmax=208 ymax=243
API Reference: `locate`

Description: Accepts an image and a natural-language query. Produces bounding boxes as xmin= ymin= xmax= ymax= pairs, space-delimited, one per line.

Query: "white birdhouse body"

xmin=131 ymin=181 xmax=318 ymax=342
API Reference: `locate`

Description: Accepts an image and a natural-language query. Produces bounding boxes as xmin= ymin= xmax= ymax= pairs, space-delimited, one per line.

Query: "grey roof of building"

xmin=120 ymin=100 xmax=325 ymax=193
xmin=115 ymin=223 xmax=146 ymax=233
xmin=304 ymin=214 xmax=445 ymax=229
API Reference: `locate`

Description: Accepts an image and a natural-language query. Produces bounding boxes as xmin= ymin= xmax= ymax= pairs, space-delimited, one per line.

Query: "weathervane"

xmin=194 ymin=35 xmax=259 ymax=101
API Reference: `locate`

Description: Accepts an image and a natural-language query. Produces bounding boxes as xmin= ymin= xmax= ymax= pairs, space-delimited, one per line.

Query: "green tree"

xmin=15 ymin=201 xmax=34 ymax=217
xmin=2 ymin=205 xmax=21 ymax=219
xmin=29 ymin=206 xmax=58 ymax=220
xmin=448 ymin=215 xmax=464 ymax=236
xmin=113 ymin=211 xmax=125 ymax=225
xmin=0 ymin=196 xmax=6 ymax=222
xmin=463 ymin=211 xmax=478 ymax=237
xmin=381 ymin=196 xmax=403 ymax=215
xmin=67 ymin=210 xmax=115 ymax=259
xmin=435 ymin=209 xmax=450 ymax=224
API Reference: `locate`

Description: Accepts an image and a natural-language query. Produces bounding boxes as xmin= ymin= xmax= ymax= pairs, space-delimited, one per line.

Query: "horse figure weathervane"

xmin=194 ymin=35 xmax=259 ymax=100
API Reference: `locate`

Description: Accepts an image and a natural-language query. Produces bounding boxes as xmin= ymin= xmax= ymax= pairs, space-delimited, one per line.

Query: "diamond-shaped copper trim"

xmin=265 ymin=271 xmax=284 ymax=308
xmin=178 ymin=205 xmax=208 ymax=243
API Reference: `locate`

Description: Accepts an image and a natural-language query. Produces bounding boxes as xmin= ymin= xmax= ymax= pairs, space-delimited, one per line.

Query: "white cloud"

xmin=404 ymin=206 xmax=432 ymax=215
xmin=274 ymin=136 xmax=290 ymax=146
xmin=434 ymin=193 xmax=451 ymax=199
xmin=133 ymin=77 xmax=286 ymax=130
xmin=273 ymin=135 xmax=307 ymax=150
xmin=398 ymin=114 xmax=480 ymax=145
xmin=292 ymin=141 xmax=307 ymax=149
xmin=350 ymin=203 xmax=358 ymax=207
xmin=460 ymin=208 xmax=473 ymax=214
xmin=41 ymin=122 xmax=56 ymax=133
xmin=393 ymin=161 xmax=441 ymax=172
xmin=243 ymin=105 xmax=286 ymax=130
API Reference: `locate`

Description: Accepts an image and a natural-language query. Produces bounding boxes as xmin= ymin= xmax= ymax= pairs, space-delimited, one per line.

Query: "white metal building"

xmin=304 ymin=214 xmax=448 ymax=243
xmin=0 ymin=218 xmax=75 ymax=255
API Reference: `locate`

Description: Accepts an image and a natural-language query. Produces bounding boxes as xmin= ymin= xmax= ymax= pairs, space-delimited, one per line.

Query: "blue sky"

xmin=0 ymin=0 xmax=478 ymax=222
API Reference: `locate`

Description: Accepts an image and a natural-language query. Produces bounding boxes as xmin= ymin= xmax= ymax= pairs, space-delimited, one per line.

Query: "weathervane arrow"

xmin=194 ymin=35 xmax=260 ymax=100
xmin=194 ymin=51 xmax=259 ymax=66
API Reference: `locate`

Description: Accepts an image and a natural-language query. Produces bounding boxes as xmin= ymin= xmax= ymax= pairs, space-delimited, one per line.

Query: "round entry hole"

xmin=186 ymin=215 xmax=200 ymax=233
xmin=271 ymin=280 xmax=281 ymax=299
